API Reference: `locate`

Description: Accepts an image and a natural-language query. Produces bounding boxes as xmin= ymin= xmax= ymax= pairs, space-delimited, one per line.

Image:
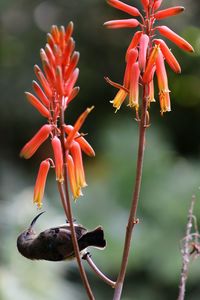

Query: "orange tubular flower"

xmin=64 ymin=125 xmax=95 ymax=157
xmin=51 ymin=136 xmax=64 ymax=182
xmin=124 ymin=49 xmax=138 ymax=88
xmin=126 ymin=31 xmax=142 ymax=60
xmin=110 ymin=89 xmax=128 ymax=112
xmin=107 ymin=0 xmax=140 ymax=17
xmin=154 ymin=6 xmax=185 ymax=20
xmin=143 ymin=45 xmax=159 ymax=83
xmin=157 ymin=26 xmax=194 ymax=52
xmin=138 ymin=34 xmax=149 ymax=72
xmin=21 ymin=23 xmax=95 ymax=209
xmin=105 ymin=0 xmax=194 ymax=114
xmin=153 ymin=0 xmax=163 ymax=11
xmin=148 ymin=66 xmax=156 ymax=104
xmin=65 ymin=107 xmax=94 ymax=149
xmin=25 ymin=92 xmax=51 ymax=118
xmin=156 ymin=49 xmax=171 ymax=114
xmin=33 ymin=160 xmax=50 ymax=208
xmin=141 ymin=0 xmax=149 ymax=11
xmin=20 ymin=124 xmax=52 ymax=159
xmin=128 ymin=62 xmax=140 ymax=110
xmin=32 ymin=81 xmax=49 ymax=107
xmin=104 ymin=19 xmax=139 ymax=29
xmin=154 ymin=39 xmax=181 ymax=73
xmin=70 ymin=141 xmax=87 ymax=192
xmin=67 ymin=154 xmax=82 ymax=200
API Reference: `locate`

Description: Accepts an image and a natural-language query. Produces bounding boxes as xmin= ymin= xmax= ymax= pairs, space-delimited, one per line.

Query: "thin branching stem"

xmin=113 ymin=84 xmax=149 ymax=300
xmin=84 ymin=253 xmax=116 ymax=288
xmin=177 ymin=196 xmax=196 ymax=300
xmin=57 ymin=181 xmax=69 ymax=220
xmin=59 ymin=108 xmax=95 ymax=300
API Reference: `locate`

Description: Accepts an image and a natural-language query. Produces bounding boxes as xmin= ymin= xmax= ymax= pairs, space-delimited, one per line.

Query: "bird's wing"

xmin=51 ymin=224 xmax=88 ymax=240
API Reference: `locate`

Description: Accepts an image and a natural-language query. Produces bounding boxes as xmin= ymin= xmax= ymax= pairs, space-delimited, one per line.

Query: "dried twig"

xmin=177 ymin=195 xmax=200 ymax=300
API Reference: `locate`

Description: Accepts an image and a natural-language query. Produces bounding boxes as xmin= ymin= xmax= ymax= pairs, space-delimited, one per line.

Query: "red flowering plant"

xmin=19 ymin=1 xmax=195 ymax=299
xmin=19 ymin=23 xmax=100 ymax=298
xmin=20 ymin=23 xmax=95 ymax=207
xmin=104 ymin=0 xmax=194 ymax=299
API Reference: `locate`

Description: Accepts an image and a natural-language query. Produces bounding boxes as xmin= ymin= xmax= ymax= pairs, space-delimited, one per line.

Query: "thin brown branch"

xmin=113 ymin=84 xmax=149 ymax=300
xmin=57 ymin=181 xmax=69 ymax=220
xmin=60 ymin=108 xmax=95 ymax=300
xmin=83 ymin=252 xmax=116 ymax=288
xmin=177 ymin=196 xmax=196 ymax=300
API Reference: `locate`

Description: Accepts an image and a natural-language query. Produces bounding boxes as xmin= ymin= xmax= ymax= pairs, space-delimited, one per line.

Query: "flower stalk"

xmin=20 ymin=22 xmax=96 ymax=299
xmin=104 ymin=0 xmax=194 ymax=299
xmin=113 ymin=84 xmax=149 ymax=300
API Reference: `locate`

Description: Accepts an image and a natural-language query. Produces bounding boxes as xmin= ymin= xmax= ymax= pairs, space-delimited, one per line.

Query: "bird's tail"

xmin=79 ymin=226 xmax=106 ymax=250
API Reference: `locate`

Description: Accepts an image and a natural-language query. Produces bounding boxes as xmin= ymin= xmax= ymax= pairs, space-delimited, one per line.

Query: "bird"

xmin=17 ymin=212 xmax=106 ymax=261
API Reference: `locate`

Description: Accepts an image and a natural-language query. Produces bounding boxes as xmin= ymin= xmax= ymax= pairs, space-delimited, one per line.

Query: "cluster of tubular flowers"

xmin=20 ymin=23 xmax=95 ymax=208
xmin=104 ymin=0 xmax=194 ymax=114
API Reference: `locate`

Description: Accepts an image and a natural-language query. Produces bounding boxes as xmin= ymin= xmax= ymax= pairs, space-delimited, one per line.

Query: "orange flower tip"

xmin=87 ymin=106 xmax=95 ymax=114
xmin=141 ymin=0 xmax=149 ymax=10
xmin=66 ymin=21 xmax=74 ymax=35
xmin=153 ymin=0 xmax=163 ymax=11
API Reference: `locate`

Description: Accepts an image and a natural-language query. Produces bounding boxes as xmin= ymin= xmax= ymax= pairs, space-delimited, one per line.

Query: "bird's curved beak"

xmin=28 ymin=211 xmax=45 ymax=231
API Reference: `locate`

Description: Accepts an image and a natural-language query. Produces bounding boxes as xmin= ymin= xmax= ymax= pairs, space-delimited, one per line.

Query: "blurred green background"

xmin=0 ymin=0 xmax=200 ymax=299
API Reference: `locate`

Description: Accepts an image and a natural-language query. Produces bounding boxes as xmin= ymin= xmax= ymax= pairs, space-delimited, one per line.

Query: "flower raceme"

xmin=20 ymin=23 xmax=95 ymax=207
xmin=104 ymin=0 xmax=194 ymax=114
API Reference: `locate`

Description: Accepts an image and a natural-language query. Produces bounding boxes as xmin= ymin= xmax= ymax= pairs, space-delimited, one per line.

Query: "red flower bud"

xmin=45 ymin=43 xmax=56 ymax=68
xmin=157 ymin=25 xmax=194 ymax=52
xmin=104 ymin=19 xmax=139 ymax=29
xmin=51 ymin=136 xmax=64 ymax=182
xmin=128 ymin=62 xmax=140 ymax=110
xmin=64 ymin=125 xmax=95 ymax=157
xmin=33 ymin=160 xmax=50 ymax=208
xmin=141 ymin=0 xmax=149 ymax=10
xmin=20 ymin=124 xmax=52 ymax=159
xmin=126 ymin=31 xmax=142 ymax=60
xmin=34 ymin=65 xmax=52 ymax=98
xmin=107 ymin=0 xmax=140 ymax=17
xmin=70 ymin=141 xmax=87 ymax=190
xmin=153 ymin=0 xmax=163 ymax=11
xmin=65 ymin=107 xmax=94 ymax=149
xmin=32 ymin=81 xmax=49 ymax=107
xmin=65 ymin=21 xmax=74 ymax=43
xmin=25 ymin=92 xmax=50 ymax=118
xmin=138 ymin=34 xmax=149 ymax=72
xmin=154 ymin=39 xmax=181 ymax=73
xmin=124 ymin=48 xmax=138 ymax=88
xmin=55 ymin=66 xmax=64 ymax=96
xmin=156 ymin=48 xmax=171 ymax=114
xmin=154 ymin=6 xmax=185 ymax=20
xmin=143 ymin=45 xmax=159 ymax=83
xmin=64 ymin=51 xmax=80 ymax=81
xmin=64 ymin=68 xmax=79 ymax=100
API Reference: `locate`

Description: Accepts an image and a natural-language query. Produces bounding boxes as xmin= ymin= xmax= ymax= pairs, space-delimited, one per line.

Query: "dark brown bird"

xmin=17 ymin=212 xmax=106 ymax=261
